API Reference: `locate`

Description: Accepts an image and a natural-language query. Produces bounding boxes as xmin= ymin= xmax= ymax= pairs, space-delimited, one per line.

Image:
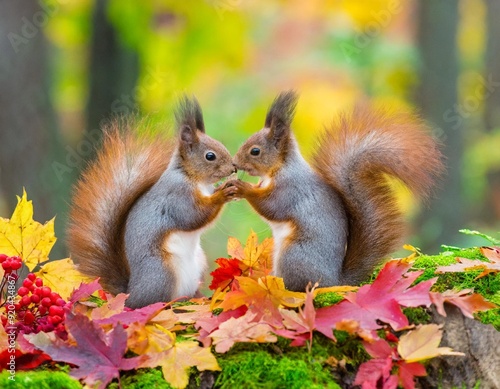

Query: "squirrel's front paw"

xmin=224 ymin=179 xmax=253 ymax=197
xmin=222 ymin=185 xmax=239 ymax=201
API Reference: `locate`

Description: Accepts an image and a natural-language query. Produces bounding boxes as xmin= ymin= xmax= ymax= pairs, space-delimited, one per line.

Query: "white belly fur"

xmin=164 ymin=230 xmax=207 ymax=298
xmin=269 ymin=221 xmax=293 ymax=274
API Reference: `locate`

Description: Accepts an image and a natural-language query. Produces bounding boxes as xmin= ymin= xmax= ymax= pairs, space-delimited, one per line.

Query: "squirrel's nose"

xmin=232 ymin=164 xmax=238 ymax=174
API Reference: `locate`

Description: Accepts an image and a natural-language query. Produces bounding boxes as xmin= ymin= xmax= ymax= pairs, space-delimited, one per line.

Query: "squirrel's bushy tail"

xmin=67 ymin=120 xmax=173 ymax=294
xmin=312 ymin=104 xmax=444 ymax=284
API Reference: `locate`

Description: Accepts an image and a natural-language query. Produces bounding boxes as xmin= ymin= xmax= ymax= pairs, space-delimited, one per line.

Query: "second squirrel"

xmin=229 ymin=91 xmax=443 ymax=290
xmin=68 ymin=97 xmax=237 ymax=308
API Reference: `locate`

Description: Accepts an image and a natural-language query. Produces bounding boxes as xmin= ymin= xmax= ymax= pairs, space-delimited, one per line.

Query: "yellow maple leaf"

xmin=227 ymin=236 xmax=244 ymax=260
xmin=243 ymin=231 xmax=273 ymax=270
xmin=314 ymin=285 xmax=358 ymax=296
xmin=0 ymin=190 xmax=56 ymax=270
xmin=210 ymin=287 xmax=228 ymax=310
xmin=257 ymin=276 xmax=305 ymax=308
xmin=160 ymin=340 xmax=220 ymax=388
xmin=126 ymin=307 xmax=188 ymax=355
xmin=218 ymin=276 xmax=305 ymax=311
xmin=36 ymin=258 xmax=92 ymax=300
xmin=227 ymin=231 xmax=273 ymax=278
xmin=127 ymin=321 xmax=176 ymax=355
xmin=140 ymin=332 xmax=220 ymax=389
xmin=397 ymin=324 xmax=465 ymax=363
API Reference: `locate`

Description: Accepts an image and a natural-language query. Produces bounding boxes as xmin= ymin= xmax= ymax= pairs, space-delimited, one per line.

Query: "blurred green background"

xmin=1 ymin=0 xmax=500 ymax=270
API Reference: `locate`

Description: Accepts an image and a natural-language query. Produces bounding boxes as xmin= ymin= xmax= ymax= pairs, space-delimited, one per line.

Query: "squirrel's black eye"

xmin=205 ymin=152 xmax=216 ymax=161
xmin=250 ymin=147 xmax=260 ymax=156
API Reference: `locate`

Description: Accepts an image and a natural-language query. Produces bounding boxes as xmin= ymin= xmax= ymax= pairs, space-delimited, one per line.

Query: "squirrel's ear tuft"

xmin=265 ymin=90 xmax=298 ymax=128
xmin=265 ymin=90 xmax=298 ymax=145
xmin=175 ymin=95 xmax=206 ymax=133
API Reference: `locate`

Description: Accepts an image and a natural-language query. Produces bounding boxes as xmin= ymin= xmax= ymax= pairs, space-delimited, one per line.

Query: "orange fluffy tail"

xmin=312 ymin=104 xmax=444 ymax=284
xmin=67 ymin=121 xmax=173 ymax=294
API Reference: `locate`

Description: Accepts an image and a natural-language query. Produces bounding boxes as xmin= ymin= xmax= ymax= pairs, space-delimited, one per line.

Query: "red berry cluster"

xmin=0 ymin=254 xmax=22 ymax=274
xmin=1 ymin=273 xmax=67 ymax=337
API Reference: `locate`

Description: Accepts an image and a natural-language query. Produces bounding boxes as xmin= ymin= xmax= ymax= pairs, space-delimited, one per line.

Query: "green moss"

xmin=212 ymin=308 xmax=223 ymax=315
xmin=409 ymin=247 xmax=499 ymax=329
xmin=410 ymin=248 xmax=498 ymax=296
xmin=172 ymin=301 xmax=197 ymax=308
xmin=329 ymin=331 xmax=370 ymax=366
xmin=87 ymin=295 xmax=106 ymax=307
xmin=211 ymin=331 xmax=370 ymax=389
xmin=313 ymin=292 xmax=344 ymax=308
xmin=215 ymin=349 xmax=340 ymax=389
xmin=110 ymin=368 xmax=172 ymax=389
xmin=476 ymin=308 xmax=500 ymax=331
xmin=0 ymin=370 xmax=80 ymax=389
xmin=402 ymin=307 xmax=432 ymax=325
xmin=411 ymin=247 xmax=485 ymax=283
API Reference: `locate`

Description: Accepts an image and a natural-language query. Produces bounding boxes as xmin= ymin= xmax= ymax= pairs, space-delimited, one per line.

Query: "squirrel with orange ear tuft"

xmin=229 ymin=91 xmax=444 ymax=291
xmin=67 ymin=96 xmax=237 ymax=308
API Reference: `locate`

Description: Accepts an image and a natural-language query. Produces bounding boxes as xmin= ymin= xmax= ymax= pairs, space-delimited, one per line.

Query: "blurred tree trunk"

xmin=415 ymin=0 xmax=464 ymax=251
xmin=482 ymin=0 xmax=500 ymax=222
xmin=85 ymin=0 xmax=139 ymax=159
xmin=0 ymin=0 xmax=68 ymax=258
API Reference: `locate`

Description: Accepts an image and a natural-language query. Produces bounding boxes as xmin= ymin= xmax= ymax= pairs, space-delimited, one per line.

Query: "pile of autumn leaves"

xmin=0 ymin=192 xmax=498 ymax=389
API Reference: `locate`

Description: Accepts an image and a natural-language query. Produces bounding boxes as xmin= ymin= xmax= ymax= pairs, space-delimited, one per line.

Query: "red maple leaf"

xmin=398 ymin=362 xmax=427 ymax=389
xmin=0 ymin=349 xmax=51 ymax=371
xmin=209 ymin=258 xmax=243 ymax=290
xmin=26 ymin=310 xmax=144 ymax=389
xmin=93 ymin=302 xmax=166 ymax=326
xmin=315 ymin=260 xmax=437 ymax=337
xmin=69 ymin=278 xmax=103 ymax=303
xmin=355 ymin=337 xmax=427 ymax=389
xmin=274 ymin=283 xmax=316 ymax=349
xmin=354 ymin=357 xmax=397 ymax=389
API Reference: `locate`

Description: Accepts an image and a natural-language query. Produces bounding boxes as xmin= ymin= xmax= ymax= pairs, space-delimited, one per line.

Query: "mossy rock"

xmin=2 ymin=246 xmax=498 ymax=388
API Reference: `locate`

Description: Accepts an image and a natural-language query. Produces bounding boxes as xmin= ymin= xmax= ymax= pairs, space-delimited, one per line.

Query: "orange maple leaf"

xmin=430 ymin=289 xmax=497 ymax=318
